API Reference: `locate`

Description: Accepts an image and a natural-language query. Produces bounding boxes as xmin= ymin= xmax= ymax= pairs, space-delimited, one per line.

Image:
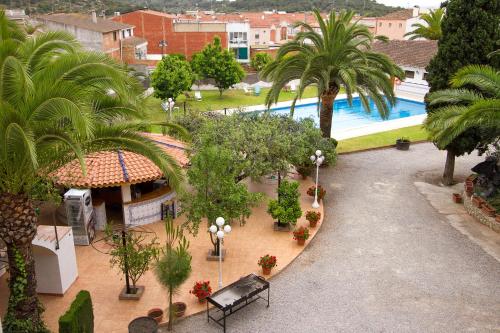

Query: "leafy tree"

xmin=425 ymin=0 xmax=500 ymax=185
xmin=263 ymin=9 xmax=403 ymax=138
xmin=404 ymin=8 xmax=444 ymax=40
xmin=151 ymin=54 xmax=194 ymax=101
xmin=290 ymin=118 xmax=337 ymax=177
xmin=155 ymin=218 xmax=191 ymax=332
xmin=251 ymin=52 xmax=273 ymax=72
xmin=180 ymin=145 xmax=262 ymax=253
xmin=105 ymin=226 xmax=159 ymax=294
xmin=0 ymin=12 xmax=183 ymax=331
xmin=267 ymin=180 xmax=302 ymax=228
xmin=425 ymin=65 xmax=500 ymax=147
xmin=192 ymin=36 xmax=245 ymax=96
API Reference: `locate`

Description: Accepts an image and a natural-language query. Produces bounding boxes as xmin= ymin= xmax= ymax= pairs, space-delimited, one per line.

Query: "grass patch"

xmin=336 ymin=125 xmax=428 ymax=154
xmin=147 ymin=86 xmax=318 ymax=113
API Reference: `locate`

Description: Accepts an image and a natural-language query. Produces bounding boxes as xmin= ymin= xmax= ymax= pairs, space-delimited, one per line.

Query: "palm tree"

xmin=404 ymin=8 xmax=444 ymax=40
xmin=262 ymin=10 xmax=403 ymax=137
xmin=425 ymin=65 xmax=499 ymax=150
xmin=0 ymin=12 xmax=183 ymax=331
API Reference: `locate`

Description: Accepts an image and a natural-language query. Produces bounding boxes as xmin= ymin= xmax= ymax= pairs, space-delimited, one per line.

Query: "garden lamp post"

xmin=167 ymin=97 xmax=174 ymax=119
xmin=209 ymin=217 xmax=231 ymax=289
xmin=310 ymin=150 xmax=325 ymax=208
xmin=158 ymin=40 xmax=168 ymax=58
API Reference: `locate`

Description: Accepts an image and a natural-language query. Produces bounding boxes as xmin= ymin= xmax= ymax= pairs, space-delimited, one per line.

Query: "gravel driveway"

xmin=170 ymin=143 xmax=500 ymax=333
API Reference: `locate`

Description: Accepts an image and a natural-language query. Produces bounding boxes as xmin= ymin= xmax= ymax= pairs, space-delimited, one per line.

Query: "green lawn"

xmin=145 ymin=87 xmax=319 ymax=122
xmin=336 ymin=125 xmax=428 ymax=154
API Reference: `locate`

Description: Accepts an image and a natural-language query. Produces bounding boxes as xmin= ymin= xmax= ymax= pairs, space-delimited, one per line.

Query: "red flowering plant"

xmin=305 ymin=211 xmax=321 ymax=223
xmin=293 ymin=227 xmax=310 ymax=240
xmin=189 ymin=281 xmax=212 ymax=301
xmin=307 ymin=185 xmax=326 ymax=200
xmin=258 ymin=254 xmax=277 ymax=269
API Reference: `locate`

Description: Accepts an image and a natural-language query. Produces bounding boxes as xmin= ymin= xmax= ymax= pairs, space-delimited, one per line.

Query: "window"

xmin=423 ymin=72 xmax=428 ymax=80
xmin=405 ymin=70 xmax=415 ymax=79
xmin=389 ymin=23 xmax=392 ymax=28
xmin=399 ymin=23 xmax=402 ymax=28
xmin=378 ymin=22 xmax=382 ymax=27
xmin=255 ymin=33 xmax=260 ymax=39
xmin=113 ymin=31 xmax=117 ymax=41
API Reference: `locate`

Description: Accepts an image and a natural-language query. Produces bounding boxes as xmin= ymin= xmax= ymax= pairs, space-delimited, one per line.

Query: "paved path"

xmin=171 ymin=143 xmax=500 ymax=333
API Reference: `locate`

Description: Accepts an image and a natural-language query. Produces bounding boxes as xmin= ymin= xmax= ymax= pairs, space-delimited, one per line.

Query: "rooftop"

xmin=36 ymin=13 xmax=134 ymax=33
xmin=372 ymin=40 xmax=438 ymax=68
xmin=378 ymin=9 xmax=414 ymax=20
xmin=52 ymin=134 xmax=189 ymax=188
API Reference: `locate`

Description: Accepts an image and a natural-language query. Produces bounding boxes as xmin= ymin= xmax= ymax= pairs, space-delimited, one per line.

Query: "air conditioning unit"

xmin=64 ymin=189 xmax=95 ymax=246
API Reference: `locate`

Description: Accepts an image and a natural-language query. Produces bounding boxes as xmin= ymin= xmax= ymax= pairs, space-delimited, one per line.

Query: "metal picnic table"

xmin=206 ymin=273 xmax=270 ymax=332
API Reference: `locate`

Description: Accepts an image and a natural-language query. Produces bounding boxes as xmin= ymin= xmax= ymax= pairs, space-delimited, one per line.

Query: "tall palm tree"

xmin=425 ymin=65 xmax=499 ymax=148
xmin=0 ymin=12 xmax=183 ymax=331
xmin=404 ymin=8 xmax=444 ymax=40
xmin=262 ymin=9 xmax=403 ymax=138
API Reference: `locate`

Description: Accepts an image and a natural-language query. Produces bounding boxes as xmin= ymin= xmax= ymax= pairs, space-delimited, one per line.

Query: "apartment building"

xmin=112 ymin=10 xmax=229 ymax=61
xmin=36 ymin=12 xmax=137 ymax=61
xmin=375 ymin=7 xmax=427 ymax=40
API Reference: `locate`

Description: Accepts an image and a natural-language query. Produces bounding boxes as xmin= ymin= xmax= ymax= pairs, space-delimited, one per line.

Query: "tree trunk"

xmin=167 ymin=288 xmax=173 ymax=331
xmin=443 ymin=149 xmax=456 ymax=186
xmin=0 ymin=193 xmax=45 ymax=331
xmin=319 ymin=86 xmax=339 ymax=138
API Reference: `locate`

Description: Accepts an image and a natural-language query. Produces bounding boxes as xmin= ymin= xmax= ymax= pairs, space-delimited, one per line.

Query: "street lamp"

xmin=310 ymin=150 xmax=325 ymax=208
xmin=209 ymin=217 xmax=231 ymax=289
xmin=158 ymin=40 xmax=168 ymax=58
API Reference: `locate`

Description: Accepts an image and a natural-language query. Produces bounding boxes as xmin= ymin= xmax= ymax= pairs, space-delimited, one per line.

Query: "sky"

xmin=376 ymin=0 xmax=443 ymax=8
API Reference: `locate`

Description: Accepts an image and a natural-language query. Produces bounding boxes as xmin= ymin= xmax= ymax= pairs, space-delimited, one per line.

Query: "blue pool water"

xmin=264 ymin=97 xmax=426 ymax=131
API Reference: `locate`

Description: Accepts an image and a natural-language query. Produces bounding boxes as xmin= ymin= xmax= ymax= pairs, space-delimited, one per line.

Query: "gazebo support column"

xmin=121 ymin=184 xmax=132 ymax=225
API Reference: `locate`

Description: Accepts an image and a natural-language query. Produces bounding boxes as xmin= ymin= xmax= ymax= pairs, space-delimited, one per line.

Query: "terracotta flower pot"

xmin=309 ymin=220 xmax=318 ymax=228
xmin=472 ymin=196 xmax=483 ymax=208
xmin=297 ymin=238 xmax=305 ymax=246
xmin=452 ymin=193 xmax=462 ymax=204
xmin=147 ymin=308 xmax=163 ymax=324
xmin=173 ymin=302 xmax=186 ymax=318
xmin=262 ymin=267 xmax=272 ymax=275
xmin=481 ymin=204 xmax=496 ymax=217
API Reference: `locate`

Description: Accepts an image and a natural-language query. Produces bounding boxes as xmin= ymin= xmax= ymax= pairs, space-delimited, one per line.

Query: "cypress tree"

xmin=425 ymin=0 xmax=500 ymax=185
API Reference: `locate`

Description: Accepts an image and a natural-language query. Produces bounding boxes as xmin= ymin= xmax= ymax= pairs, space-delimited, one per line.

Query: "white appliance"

xmin=64 ymin=189 xmax=95 ymax=245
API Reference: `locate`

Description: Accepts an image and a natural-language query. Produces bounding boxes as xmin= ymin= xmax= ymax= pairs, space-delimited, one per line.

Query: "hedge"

xmin=59 ymin=290 xmax=94 ymax=333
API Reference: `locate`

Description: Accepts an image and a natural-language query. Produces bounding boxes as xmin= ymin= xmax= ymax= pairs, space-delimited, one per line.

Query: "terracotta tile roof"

xmin=372 ymin=40 xmax=437 ymax=68
xmin=122 ymin=36 xmax=148 ymax=46
xmin=37 ymin=13 xmax=134 ymax=32
xmin=52 ymin=134 xmax=188 ymax=188
xmin=378 ymin=9 xmax=414 ymax=20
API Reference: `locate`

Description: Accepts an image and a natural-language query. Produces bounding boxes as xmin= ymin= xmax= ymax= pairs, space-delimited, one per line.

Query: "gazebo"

xmin=52 ymin=133 xmax=189 ymax=231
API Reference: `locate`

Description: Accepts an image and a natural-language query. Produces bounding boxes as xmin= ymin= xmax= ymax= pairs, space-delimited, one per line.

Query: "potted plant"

xmin=452 ymin=193 xmax=463 ymax=204
xmin=396 ymin=137 xmax=410 ymax=150
xmin=257 ymin=254 xmax=277 ymax=275
xmin=305 ymin=211 xmax=321 ymax=228
xmin=306 ymin=185 xmax=326 ymax=201
xmin=268 ymin=180 xmax=302 ymax=231
xmin=105 ymin=225 xmax=159 ymax=300
xmin=147 ymin=308 xmax=164 ymax=324
xmin=293 ymin=227 xmax=310 ymax=246
xmin=154 ymin=218 xmax=192 ymax=331
xmin=472 ymin=195 xmax=483 ymax=208
xmin=190 ymin=281 xmax=212 ymax=303
xmin=172 ymin=302 xmax=186 ymax=318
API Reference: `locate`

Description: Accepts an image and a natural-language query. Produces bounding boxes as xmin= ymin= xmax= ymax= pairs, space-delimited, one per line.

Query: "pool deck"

xmin=216 ymin=92 xmax=426 ymax=140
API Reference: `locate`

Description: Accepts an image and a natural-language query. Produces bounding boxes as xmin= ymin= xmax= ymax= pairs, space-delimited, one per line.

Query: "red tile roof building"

xmin=53 ymin=134 xmax=188 ymax=188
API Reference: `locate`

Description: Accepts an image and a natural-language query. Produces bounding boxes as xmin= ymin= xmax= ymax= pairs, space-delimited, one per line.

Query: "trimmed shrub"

xmin=59 ymin=290 xmax=94 ymax=333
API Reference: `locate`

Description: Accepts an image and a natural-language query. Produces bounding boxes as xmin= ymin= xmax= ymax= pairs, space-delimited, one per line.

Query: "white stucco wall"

xmin=38 ymin=20 xmax=104 ymax=51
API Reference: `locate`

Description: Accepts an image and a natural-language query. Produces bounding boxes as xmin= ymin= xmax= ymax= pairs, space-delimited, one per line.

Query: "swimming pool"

xmin=264 ymin=97 xmax=426 ymax=132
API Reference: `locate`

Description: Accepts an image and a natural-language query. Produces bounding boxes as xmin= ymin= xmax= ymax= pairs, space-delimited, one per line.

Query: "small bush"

xmin=59 ymin=290 xmax=94 ymax=333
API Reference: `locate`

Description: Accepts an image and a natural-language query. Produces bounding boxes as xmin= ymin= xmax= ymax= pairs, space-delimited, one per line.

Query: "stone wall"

xmin=463 ymin=192 xmax=500 ymax=233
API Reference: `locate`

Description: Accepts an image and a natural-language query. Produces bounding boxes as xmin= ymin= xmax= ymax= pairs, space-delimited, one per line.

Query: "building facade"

xmin=375 ymin=7 xmax=427 ymax=40
xmin=36 ymin=12 xmax=136 ymax=60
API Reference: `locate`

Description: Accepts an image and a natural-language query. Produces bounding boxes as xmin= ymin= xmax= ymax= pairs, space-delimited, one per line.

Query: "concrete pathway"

xmin=170 ymin=143 xmax=500 ymax=333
